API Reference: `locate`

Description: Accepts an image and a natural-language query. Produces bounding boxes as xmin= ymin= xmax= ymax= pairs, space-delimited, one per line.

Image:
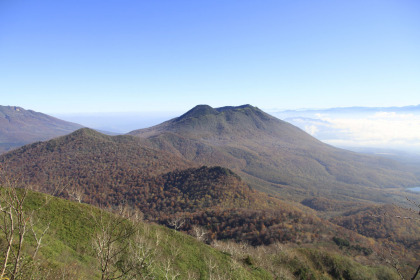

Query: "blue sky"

xmin=1 ymin=0 xmax=419 ymax=114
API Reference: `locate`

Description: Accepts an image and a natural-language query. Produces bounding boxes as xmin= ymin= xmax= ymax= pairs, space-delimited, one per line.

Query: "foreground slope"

xmin=0 ymin=188 xmax=274 ymax=280
xmin=129 ymin=104 xmax=420 ymax=202
xmin=0 ymin=105 xmax=83 ymax=153
xmin=1 ymin=188 xmax=401 ymax=279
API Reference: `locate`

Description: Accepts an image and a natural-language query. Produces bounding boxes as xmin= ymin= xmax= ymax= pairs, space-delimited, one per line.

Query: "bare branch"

xmin=191 ymin=225 xmax=207 ymax=243
xmin=30 ymin=217 xmax=50 ymax=259
xmin=377 ymin=197 xmax=420 ymax=280
xmin=67 ymin=185 xmax=84 ymax=203
xmin=168 ymin=215 xmax=185 ymax=231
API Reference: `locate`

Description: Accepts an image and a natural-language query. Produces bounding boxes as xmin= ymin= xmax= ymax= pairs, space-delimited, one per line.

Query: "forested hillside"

xmin=0 ymin=129 xmax=371 ymax=249
xmin=129 ymin=105 xmax=420 ymax=203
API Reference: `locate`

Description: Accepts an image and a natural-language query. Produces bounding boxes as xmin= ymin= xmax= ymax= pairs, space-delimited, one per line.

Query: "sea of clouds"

xmin=272 ymin=107 xmax=420 ymax=153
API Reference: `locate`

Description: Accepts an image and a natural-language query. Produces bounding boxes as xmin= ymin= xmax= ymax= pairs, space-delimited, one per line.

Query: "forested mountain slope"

xmin=129 ymin=105 xmax=420 ymax=202
xmin=0 ymin=128 xmax=316 ymax=246
xmin=0 ymin=128 xmax=391 ymax=251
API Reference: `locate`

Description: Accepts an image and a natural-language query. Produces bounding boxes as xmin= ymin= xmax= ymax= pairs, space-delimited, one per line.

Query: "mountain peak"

xmin=66 ymin=128 xmax=112 ymax=142
xmin=177 ymin=105 xmax=218 ymax=120
xmin=71 ymin=127 xmax=101 ymax=136
xmin=215 ymin=104 xmax=269 ymax=118
xmin=0 ymin=105 xmax=25 ymax=113
xmin=177 ymin=104 xmax=265 ymax=121
xmin=216 ymin=104 xmax=255 ymax=112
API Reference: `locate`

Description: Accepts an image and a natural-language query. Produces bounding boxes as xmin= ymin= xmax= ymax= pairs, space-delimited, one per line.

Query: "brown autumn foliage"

xmin=331 ymin=204 xmax=420 ymax=251
xmin=0 ymin=128 xmax=367 ymax=250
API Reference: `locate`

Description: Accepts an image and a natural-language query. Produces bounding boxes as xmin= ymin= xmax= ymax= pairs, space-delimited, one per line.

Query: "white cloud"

xmin=316 ymin=112 xmax=420 ymax=148
xmin=305 ymin=125 xmax=319 ymax=136
xmin=315 ymin=113 xmax=328 ymax=118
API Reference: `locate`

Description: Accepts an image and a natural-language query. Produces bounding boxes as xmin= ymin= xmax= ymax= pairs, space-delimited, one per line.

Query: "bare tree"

xmin=29 ymin=217 xmax=50 ymax=260
xmin=168 ymin=215 xmax=185 ymax=231
xmin=120 ymin=230 xmax=156 ymax=280
xmin=91 ymin=204 xmax=155 ymax=280
xmin=0 ymin=185 xmax=24 ymax=279
xmin=161 ymin=259 xmax=180 ymax=280
xmin=400 ymin=197 xmax=420 ymax=280
xmin=67 ymin=185 xmax=84 ymax=203
xmin=374 ymin=197 xmax=420 ymax=280
xmin=191 ymin=225 xmax=207 ymax=243
xmin=0 ymin=171 xmax=50 ymax=280
xmin=206 ymin=257 xmax=228 ymax=280
xmin=91 ymin=207 xmax=136 ymax=280
xmin=405 ymin=197 xmax=420 ymax=280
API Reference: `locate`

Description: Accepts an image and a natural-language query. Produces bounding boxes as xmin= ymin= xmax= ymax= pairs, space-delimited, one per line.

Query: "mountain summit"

xmin=129 ymin=105 xmax=420 ymax=203
xmin=177 ymin=104 xmax=264 ymax=120
xmin=130 ymin=104 xmax=300 ymax=141
xmin=177 ymin=104 xmax=219 ymax=119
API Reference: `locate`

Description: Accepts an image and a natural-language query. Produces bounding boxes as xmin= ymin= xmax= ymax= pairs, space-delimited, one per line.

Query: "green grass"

xmin=1 ymin=188 xmax=272 ymax=279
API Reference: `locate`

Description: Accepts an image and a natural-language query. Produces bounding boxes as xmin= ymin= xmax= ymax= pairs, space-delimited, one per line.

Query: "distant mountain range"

xmin=0 ymin=105 xmax=83 ymax=153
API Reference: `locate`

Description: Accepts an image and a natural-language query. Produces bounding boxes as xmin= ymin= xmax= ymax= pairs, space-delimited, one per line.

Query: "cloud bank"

xmin=274 ymin=108 xmax=420 ymax=152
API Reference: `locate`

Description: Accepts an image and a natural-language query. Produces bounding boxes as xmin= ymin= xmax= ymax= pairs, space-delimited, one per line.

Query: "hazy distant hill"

xmin=129 ymin=104 xmax=420 ymax=202
xmin=0 ymin=105 xmax=83 ymax=153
